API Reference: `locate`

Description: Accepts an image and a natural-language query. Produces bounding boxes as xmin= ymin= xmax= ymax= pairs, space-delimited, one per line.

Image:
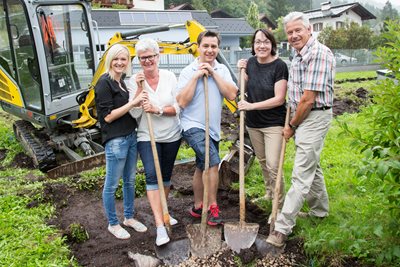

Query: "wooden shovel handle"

xmin=270 ymin=105 xmax=290 ymax=230
xmin=201 ymin=75 xmax=210 ymax=233
xmin=239 ymin=68 xmax=246 ymax=223
xmin=142 ymin=81 xmax=171 ymax=229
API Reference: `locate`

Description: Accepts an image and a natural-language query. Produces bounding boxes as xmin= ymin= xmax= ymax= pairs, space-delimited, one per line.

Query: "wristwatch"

xmin=289 ymin=123 xmax=298 ymax=130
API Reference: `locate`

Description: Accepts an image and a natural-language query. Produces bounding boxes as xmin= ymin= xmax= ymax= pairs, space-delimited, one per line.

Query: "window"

xmin=313 ymin=23 xmax=323 ymax=32
xmin=336 ymin=21 xmax=344 ymax=29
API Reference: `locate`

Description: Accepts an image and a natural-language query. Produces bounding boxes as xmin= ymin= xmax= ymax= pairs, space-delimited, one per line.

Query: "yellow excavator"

xmin=0 ymin=0 xmax=243 ymax=177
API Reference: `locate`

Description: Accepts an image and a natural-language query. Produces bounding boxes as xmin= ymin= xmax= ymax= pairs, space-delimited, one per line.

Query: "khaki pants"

xmin=247 ymin=126 xmax=285 ymax=207
xmin=275 ymin=109 xmax=332 ymax=235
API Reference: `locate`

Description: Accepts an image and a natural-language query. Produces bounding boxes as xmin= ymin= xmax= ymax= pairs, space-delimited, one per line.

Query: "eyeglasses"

xmin=138 ymin=54 xmax=158 ymax=62
xmin=254 ymin=40 xmax=271 ymax=46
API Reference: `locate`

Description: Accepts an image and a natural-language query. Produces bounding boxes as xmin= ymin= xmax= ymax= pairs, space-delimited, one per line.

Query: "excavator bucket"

xmin=218 ymin=141 xmax=254 ymax=190
xmin=46 ymin=153 xmax=105 ymax=178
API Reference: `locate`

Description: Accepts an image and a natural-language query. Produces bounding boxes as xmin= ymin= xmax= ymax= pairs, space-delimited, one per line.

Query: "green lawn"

xmin=0 ymin=70 xmax=398 ymax=266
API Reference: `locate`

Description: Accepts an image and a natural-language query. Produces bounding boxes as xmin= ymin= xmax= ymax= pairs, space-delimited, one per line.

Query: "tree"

xmin=246 ymin=1 xmax=263 ymax=29
xmin=317 ymin=22 xmax=375 ymax=50
xmin=266 ymin=0 xmax=290 ymax=24
xmin=272 ymin=17 xmax=287 ymax=43
xmin=381 ymin=1 xmax=399 ymax=21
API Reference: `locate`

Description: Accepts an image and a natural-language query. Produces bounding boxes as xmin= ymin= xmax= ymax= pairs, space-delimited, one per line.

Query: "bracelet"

xmin=289 ymin=123 xmax=298 ymax=130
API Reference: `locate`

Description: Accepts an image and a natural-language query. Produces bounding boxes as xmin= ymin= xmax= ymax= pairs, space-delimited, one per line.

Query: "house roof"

xmin=304 ymin=2 xmax=376 ymax=20
xmin=90 ymin=9 xmax=253 ymax=35
xmin=212 ymin=18 xmax=254 ymax=35
xmin=259 ymin=13 xmax=277 ymax=29
xmin=210 ymin=9 xmax=233 ymax=18
xmin=168 ymin=3 xmax=195 ymax=10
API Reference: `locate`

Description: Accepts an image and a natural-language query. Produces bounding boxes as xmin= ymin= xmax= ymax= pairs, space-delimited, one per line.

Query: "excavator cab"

xmin=0 ymin=0 xmax=96 ymax=128
xmin=0 ymin=0 xmax=98 ymax=171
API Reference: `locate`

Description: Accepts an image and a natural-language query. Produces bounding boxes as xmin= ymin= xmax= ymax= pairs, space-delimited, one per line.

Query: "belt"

xmin=311 ymin=106 xmax=331 ymax=111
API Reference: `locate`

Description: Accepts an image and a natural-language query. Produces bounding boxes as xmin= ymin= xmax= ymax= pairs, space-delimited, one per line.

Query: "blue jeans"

xmin=103 ymin=131 xmax=138 ymax=226
xmin=138 ymin=139 xmax=181 ymax=190
xmin=183 ymin=128 xmax=220 ymax=171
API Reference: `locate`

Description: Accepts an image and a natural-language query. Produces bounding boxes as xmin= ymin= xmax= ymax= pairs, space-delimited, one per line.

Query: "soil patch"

xmin=45 ymin=166 xmax=307 ymax=266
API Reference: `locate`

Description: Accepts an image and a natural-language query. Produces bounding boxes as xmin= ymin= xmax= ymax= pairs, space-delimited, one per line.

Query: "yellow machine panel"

xmin=0 ymin=69 xmax=24 ymax=108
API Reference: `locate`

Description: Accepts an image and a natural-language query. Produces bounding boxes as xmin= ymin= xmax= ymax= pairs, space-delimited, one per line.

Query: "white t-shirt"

xmin=127 ymin=69 xmax=181 ymax=143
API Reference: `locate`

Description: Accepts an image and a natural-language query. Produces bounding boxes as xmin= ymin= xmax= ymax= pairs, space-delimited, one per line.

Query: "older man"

xmin=266 ymin=11 xmax=336 ymax=247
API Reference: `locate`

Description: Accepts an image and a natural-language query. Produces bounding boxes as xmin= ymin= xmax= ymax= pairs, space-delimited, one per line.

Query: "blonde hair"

xmin=104 ymin=44 xmax=131 ymax=80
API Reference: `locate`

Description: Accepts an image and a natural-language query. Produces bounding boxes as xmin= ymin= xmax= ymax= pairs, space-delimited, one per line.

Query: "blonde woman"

xmin=95 ymin=44 xmax=147 ymax=239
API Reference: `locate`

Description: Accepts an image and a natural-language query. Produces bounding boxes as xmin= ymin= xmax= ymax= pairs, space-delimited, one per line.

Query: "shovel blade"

xmin=224 ymin=222 xmax=259 ymax=253
xmin=255 ymin=234 xmax=285 ymax=257
xmin=186 ymin=224 xmax=222 ymax=258
xmin=154 ymin=238 xmax=190 ymax=265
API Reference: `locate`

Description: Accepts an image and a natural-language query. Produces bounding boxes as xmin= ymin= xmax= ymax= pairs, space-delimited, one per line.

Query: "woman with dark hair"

xmin=237 ymin=29 xmax=288 ymax=216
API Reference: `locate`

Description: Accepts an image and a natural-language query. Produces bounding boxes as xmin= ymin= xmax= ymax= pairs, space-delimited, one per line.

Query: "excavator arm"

xmin=72 ymin=20 xmax=237 ymax=129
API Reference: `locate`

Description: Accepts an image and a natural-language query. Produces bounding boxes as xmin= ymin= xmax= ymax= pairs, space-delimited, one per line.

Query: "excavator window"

xmin=37 ymin=5 xmax=94 ymax=99
xmin=3 ymin=0 xmax=43 ymax=111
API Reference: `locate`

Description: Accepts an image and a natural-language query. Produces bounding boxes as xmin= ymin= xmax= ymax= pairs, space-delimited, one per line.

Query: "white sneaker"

xmin=123 ymin=218 xmax=147 ymax=233
xmin=108 ymin=224 xmax=130 ymax=240
xmin=156 ymin=226 xmax=170 ymax=246
xmin=169 ymin=216 xmax=178 ymax=226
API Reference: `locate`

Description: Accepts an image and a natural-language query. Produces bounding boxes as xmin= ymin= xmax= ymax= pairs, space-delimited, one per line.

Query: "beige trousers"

xmin=275 ymin=109 xmax=332 ymax=235
xmin=247 ymin=126 xmax=285 ymax=207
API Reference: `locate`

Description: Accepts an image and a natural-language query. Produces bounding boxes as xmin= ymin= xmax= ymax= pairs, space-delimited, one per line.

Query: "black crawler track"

xmin=13 ymin=120 xmax=57 ymax=172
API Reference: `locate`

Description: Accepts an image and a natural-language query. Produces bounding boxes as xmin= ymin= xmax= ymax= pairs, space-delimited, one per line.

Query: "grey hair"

xmin=283 ymin=12 xmax=310 ymax=29
xmin=135 ymin=38 xmax=160 ymax=55
xmin=105 ymin=44 xmax=131 ymax=80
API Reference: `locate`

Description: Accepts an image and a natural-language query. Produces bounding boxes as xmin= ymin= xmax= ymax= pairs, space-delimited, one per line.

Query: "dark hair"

xmin=251 ymin=29 xmax=277 ymax=56
xmin=197 ymin=30 xmax=221 ymax=46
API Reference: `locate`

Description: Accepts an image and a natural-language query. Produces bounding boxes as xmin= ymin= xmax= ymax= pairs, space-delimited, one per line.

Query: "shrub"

xmin=339 ymin=20 xmax=400 ymax=265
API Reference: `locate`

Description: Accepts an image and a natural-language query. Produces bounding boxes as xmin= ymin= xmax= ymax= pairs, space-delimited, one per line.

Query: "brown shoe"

xmin=266 ymin=230 xmax=287 ymax=247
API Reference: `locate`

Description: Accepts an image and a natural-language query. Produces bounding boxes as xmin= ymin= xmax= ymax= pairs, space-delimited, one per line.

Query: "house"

xmin=89 ymin=9 xmax=254 ymax=74
xmin=93 ymin=0 xmax=164 ymax=10
xmin=168 ymin=3 xmax=195 ymax=10
xmin=259 ymin=13 xmax=277 ymax=30
xmin=303 ymin=1 xmax=376 ymax=36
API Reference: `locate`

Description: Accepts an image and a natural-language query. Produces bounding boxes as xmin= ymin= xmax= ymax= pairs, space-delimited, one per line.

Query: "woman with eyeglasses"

xmin=128 ymin=38 xmax=181 ymax=246
xmin=95 ymin=44 xmax=148 ymax=240
xmin=236 ymin=29 xmax=288 ymax=218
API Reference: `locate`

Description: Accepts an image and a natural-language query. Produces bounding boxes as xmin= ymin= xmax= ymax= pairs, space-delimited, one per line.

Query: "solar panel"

xmin=119 ymin=11 xmax=192 ymax=25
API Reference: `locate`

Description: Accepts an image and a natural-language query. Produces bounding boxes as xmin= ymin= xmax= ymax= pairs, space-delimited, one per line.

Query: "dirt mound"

xmin=42 ymin=171 xmax=307 ymax=267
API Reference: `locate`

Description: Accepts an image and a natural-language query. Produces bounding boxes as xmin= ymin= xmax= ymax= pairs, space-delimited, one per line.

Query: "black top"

xmin=245 ymin=56 xmax=288 ymax=128
xmin=95 ymin=73 xmax=137 ymax=145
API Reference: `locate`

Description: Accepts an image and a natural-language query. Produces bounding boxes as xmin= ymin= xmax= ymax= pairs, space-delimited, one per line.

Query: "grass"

xmin=0 ymin=70 xmax=396 ymax=266
xmin=0 ymin=169 xmax=77 ymax=266
xmin=335 ymin=70 xmax=377 ymax=81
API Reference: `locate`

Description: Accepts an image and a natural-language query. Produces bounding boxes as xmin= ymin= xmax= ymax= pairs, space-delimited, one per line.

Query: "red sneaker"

xmin=207 ymin=204 xmax=223 ymax=226
xmin=189 ymin=204 xmax=202 ymax=218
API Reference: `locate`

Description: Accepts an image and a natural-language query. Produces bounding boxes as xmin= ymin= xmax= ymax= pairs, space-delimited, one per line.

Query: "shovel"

xmin=141 ymin=82 xmax=190 ymax=264
xmin=269 ymin=105 xmax=290 ymax=232
xmin=224 ymin=68 xmax=259 ymax=253
xmin=256 ymin=105 xmax=290 ymax=257
xmin=186 ymin=75 xmax=222 ymax=258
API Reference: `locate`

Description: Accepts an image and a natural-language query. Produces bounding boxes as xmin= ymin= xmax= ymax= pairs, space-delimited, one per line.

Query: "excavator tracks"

xmin=13 ymin=120 xmax=57 ymax=172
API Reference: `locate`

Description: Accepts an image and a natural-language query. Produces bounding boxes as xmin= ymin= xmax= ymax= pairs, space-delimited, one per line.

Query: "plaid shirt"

xmin=288 ymin=36 xmax=336 ymax=111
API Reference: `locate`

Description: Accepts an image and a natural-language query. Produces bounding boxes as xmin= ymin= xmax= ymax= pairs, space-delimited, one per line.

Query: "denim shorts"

xmin=182 ymin=128 xmax=220 ymax=170
xmin=138 ymin=139 xmax=181 ymax=191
